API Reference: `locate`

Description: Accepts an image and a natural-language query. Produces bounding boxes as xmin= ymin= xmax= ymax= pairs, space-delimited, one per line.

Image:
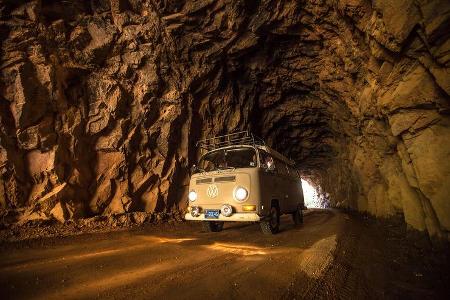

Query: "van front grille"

xmin=214 ymin=176 xmax=236 ymax=183
xmin=196 ymin=178 xmax=212 ymax=184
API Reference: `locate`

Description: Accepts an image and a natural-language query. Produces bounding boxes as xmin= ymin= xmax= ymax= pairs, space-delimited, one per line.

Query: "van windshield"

xmin=196 ymin=148 xmax=257 ymax=173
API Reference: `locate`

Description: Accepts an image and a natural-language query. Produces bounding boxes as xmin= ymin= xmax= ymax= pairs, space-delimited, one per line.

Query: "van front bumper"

xmin=185 ymin=212 xmax=261 ymax=222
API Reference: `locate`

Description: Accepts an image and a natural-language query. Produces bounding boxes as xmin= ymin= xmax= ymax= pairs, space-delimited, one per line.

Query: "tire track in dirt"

xmin=3 ymin=209 xmax=445 ymax=300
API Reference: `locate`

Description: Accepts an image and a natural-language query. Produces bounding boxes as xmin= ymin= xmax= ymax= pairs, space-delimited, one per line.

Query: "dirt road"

xmin=0 ymin=209 xmax=448 ymax=299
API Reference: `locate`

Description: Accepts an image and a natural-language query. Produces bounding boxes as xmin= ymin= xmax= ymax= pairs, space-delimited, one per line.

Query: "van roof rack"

xmin=196 ymin=131 xmax=266 ymax=152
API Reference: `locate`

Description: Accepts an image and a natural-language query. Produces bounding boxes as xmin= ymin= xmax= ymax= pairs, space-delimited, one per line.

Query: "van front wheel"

xmin=202 ymin=221 xmax=224 ymax=232
xmin=260 ymin=206 xmax=280 ymax=234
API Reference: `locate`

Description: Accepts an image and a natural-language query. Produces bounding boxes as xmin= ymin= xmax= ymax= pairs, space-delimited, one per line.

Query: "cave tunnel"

xmin=0 ymin=0 xmax=449 ymax=299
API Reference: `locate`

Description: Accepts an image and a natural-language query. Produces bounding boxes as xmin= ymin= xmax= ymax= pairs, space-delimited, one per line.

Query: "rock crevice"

xmin=0 ymin=0 xmax=449 ymax=240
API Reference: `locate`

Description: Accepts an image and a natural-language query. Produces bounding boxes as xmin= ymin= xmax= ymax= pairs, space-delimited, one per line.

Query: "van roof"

xmin=197 ymin=131 xmax=264 ymax=151
xmin=196 ymin=131 xmax=295 ymax=166
xmin=201 ymin=144 xmax=295 ymax=167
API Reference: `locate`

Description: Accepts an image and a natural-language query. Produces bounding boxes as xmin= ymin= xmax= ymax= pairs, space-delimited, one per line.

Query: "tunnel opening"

xmin=301 ymin=179 xmax=326 ymax=208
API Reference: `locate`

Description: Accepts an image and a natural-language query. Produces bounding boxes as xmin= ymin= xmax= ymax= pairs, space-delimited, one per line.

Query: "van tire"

xmin=202 ymin=221 xmax=224 ymax=232
xmin=292 ymin=205 xmax=303 ymax=225
xmin=260 ymin=206 xmax=280 ymax=234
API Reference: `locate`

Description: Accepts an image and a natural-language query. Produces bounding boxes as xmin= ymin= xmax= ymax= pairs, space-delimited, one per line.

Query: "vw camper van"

xmin=185 ymin=131 xmax=305 ymax=234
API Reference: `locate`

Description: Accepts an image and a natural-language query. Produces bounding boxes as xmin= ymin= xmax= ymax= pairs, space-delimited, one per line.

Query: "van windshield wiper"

xmin=216 ymin=166 xmax=236 ymax=171
xmin=192 ymin=166 xmax=206 ymax=174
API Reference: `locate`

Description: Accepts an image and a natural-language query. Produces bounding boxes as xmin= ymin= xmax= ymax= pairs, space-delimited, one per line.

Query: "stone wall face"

xmin=316 ymin=0 xmax=450 ymax=241
xmin=0 ymin=0 xmax=448 ymax=239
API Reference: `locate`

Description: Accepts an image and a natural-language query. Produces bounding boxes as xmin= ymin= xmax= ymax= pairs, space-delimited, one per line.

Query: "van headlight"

xmin=188 ymin=190 xmax=197 ymax=202
xmin=234 ymin=187 xmax=248 ymax=202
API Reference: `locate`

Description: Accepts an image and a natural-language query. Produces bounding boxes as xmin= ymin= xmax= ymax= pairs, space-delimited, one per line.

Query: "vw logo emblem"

xmin=207 ymin=184 xmax=219 ymax=198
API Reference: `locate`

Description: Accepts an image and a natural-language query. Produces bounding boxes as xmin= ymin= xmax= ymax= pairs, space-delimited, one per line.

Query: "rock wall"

xmin=0 ymin=0 xmax=449 ymax=240
xmin=314 ymin=0 xmax=450 ymax=241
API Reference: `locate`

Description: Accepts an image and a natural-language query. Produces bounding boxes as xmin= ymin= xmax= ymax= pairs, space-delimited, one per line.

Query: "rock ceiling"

xmin=0 ymin=0 xmax=449 ymax=240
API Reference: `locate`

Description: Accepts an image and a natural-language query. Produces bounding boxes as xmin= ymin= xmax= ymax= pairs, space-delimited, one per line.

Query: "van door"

xmin=258 ymin=151 xmax=280 ymax=210
xmin=275 ymin=160 xmax=295 ymax=214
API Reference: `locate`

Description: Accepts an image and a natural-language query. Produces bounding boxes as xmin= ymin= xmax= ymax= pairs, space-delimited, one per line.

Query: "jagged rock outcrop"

xmin=0 ymin=0 xmax=449 ymax=240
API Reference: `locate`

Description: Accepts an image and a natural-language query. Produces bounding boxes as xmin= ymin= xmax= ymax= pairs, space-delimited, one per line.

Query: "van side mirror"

xmin=190 ymin=165 xmax=198 ymax=175
xmin=263 ymin=162 xmax=275 ymax=172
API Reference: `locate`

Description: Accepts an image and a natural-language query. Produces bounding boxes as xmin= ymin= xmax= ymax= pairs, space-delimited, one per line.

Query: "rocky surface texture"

xmin=0 ymin=211 xmax=184 ymax=242
xmin=0 ymin=0 xmax=449 ymax=240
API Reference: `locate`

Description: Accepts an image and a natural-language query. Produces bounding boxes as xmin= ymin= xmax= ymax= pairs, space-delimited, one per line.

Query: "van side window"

xmin=283 ymin=163 xmax=290 ymax=177
xmin=259 ymin=151 xmax=275 ymax=171
xmin=286 ymin=165 xmax=291 ymax=176
xmin=288 ymin=165 xmax=296 ymax=178
xmin=286 ymin=165 xmax=293 ymax=176
xmin=276 ymin=159 xmax=288 ymax=176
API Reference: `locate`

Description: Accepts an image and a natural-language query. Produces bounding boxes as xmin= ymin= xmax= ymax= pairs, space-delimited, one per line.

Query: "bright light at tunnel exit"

xmin=301 ymin=179 xmax=321 ymax=208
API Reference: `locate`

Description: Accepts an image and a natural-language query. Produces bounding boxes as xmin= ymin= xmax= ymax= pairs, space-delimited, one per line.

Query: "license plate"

xmin=204 ymin=209 xmax=220 ymax=219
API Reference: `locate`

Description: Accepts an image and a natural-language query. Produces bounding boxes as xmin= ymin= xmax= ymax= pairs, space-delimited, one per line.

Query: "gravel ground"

xmin=0 ymin=209 xmax=448 ymax=300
